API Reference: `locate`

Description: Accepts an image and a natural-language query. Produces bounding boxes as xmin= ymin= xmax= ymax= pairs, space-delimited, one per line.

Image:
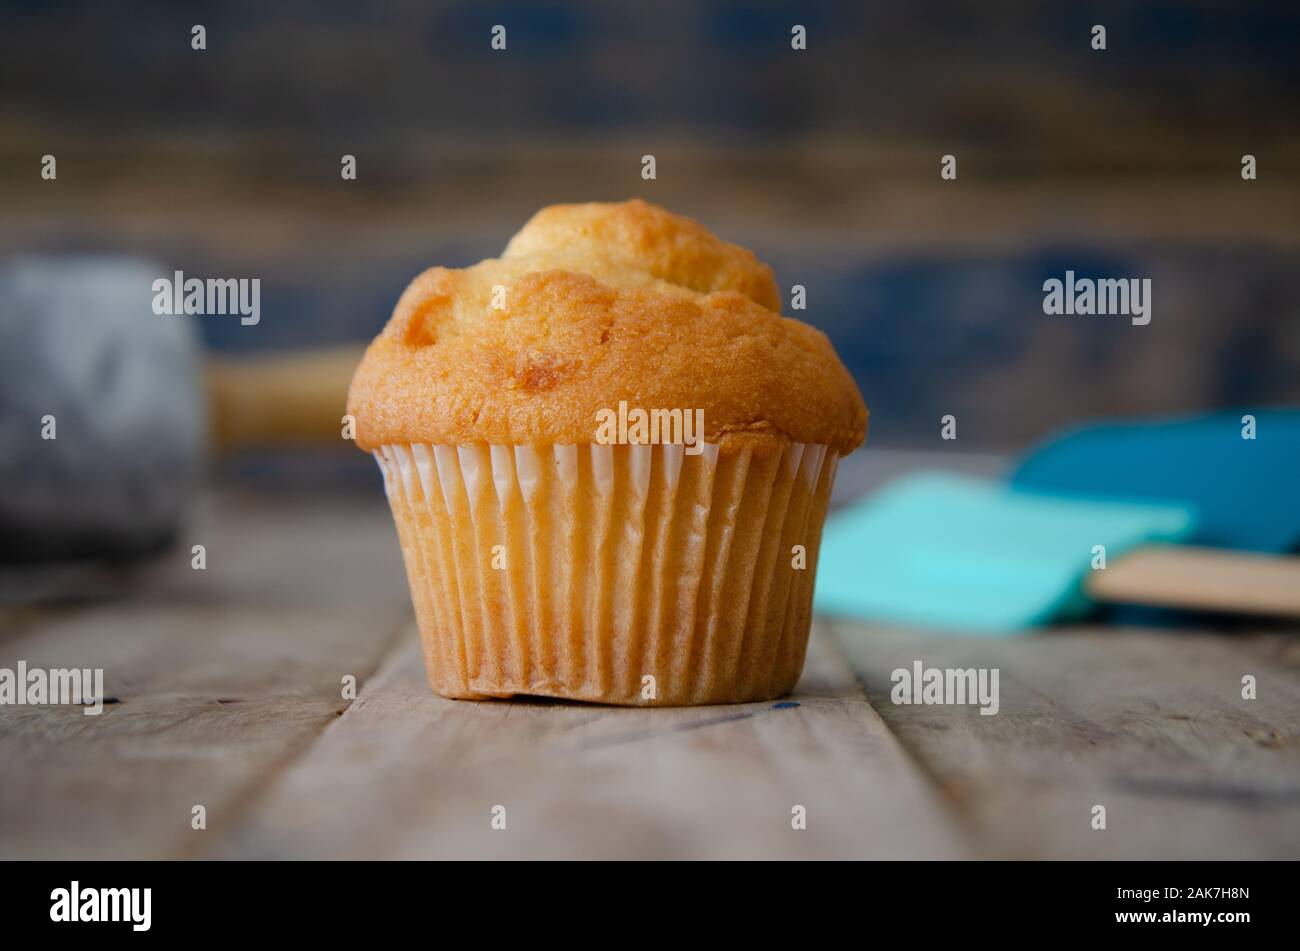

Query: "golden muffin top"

xmin=347 ymin=199 xmax=867 ymax=454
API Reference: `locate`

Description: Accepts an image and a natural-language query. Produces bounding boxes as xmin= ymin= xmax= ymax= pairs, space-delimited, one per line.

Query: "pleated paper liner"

xmin=375 ymin=441 xmax=838 ymax=705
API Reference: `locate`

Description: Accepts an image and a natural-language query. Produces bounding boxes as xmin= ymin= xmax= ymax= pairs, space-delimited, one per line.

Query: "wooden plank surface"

xmin=829 ymin=619 xmax=1300 ymax=859
xmin=3 ymin=473 xmax=1298 ymax=859
xmin=208 ymin=621 xmax=969 ymax=860
xmin=0 ymin=489 xmax=411 ymax=859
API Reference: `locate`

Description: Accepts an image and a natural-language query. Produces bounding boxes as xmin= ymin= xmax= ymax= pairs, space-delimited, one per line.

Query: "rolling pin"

xmin=0 ymin=256 xmax=364 ymax=562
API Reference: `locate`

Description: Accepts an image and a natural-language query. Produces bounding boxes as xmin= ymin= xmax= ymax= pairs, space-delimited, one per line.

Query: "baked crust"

xmin=348 ymin=199 xmax=867 ymax=454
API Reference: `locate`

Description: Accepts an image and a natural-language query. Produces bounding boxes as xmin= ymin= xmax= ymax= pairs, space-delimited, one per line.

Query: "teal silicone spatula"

xmin=1009 ymin=409 xmax=1300 ymax=553
xmin=814 ymin=409 xmax=1300 ymax=632
xmin=815 ymin=472 xmax=1187 ymax=631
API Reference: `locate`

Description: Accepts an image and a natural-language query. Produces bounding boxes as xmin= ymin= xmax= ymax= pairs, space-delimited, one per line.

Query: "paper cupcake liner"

xmin=374 ymin=441 xmax=838 ymax=705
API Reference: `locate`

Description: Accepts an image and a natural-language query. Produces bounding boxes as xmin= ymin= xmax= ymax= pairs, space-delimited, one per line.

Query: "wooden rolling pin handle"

xmin=1086 ymin=545 xmax=1300 ymax=618
xmin=204 ymin=345 xmax=367 ymax=453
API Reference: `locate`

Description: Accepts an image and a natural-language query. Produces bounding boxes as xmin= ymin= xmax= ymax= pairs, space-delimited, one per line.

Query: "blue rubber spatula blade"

xmin=814 ymin=472 xmax=1198 ymax=633
xmin=1010 ymin=409 xmax=1300 ymax=553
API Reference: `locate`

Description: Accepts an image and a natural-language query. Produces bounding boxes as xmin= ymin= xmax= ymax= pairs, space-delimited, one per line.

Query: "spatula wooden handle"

xmin=1086 ymin=545 xmax=1300 ymax=617
xmin=204 ymin=345 xmax=365 ymax=452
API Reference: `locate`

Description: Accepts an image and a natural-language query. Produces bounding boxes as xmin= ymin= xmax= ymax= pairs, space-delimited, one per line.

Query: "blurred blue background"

xmin=2 ymin=0 xmax=1297 ymax=449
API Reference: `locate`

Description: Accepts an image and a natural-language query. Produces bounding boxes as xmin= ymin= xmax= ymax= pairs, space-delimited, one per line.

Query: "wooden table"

xmin=3 ymin=455 xmax=1298 ymax=860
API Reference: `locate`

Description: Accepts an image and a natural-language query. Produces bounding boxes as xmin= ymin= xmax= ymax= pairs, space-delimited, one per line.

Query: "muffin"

xmin=348 ymin=199 xmax=866 ymax=705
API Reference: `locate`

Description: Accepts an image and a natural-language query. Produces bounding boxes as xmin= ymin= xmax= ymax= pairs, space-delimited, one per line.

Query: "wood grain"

xmin=0 ymin=489 xmax=409 ymax=859
xmin=207 ymin=621 xmax=969 ymax=859
xmin=3 ymin=479 xmax=1298 ymax=859
xmin=829 ymin=619 xmax=1300 ymax=859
